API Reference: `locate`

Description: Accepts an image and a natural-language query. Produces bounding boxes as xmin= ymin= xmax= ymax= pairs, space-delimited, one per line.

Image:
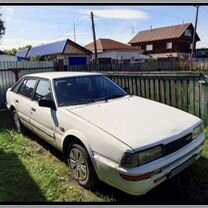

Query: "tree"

xmin=30 ymin=56 xmax=44 ymax=61
xmin=0 ymin=13 xmax=5 ymax=40
xmin=3 ymin=48 xmax=17 ymax=56
xmin=18 ymin=45 xmax=32 ymax=50
xmin=4 ymin=45 xmax=32 ymax=56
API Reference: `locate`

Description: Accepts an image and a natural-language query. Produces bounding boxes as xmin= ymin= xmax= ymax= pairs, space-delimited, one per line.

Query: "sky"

xmin=0 ymin=5 xmax=208 ymax=50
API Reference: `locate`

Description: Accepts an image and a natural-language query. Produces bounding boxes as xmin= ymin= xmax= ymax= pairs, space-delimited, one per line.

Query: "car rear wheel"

xmin=67 ymin=143 xmax=98 ymax=188
xmin=11 ymin=110 xmax=26 ymax=134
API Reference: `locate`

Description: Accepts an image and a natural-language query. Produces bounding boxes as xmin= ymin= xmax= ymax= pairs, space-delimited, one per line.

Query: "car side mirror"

xmin=38 ymin=98 xmax=56 ymax=110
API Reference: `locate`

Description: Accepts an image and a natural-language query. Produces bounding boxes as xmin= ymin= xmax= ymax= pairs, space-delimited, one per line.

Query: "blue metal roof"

xmin=16 ymin=49 xmax=29 ymax=58
xmin=27 ymin=40 xmax=67 ymax=57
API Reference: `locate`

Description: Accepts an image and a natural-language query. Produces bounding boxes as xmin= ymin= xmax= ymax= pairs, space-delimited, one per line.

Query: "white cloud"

xmin=197 ymin=36 xmax=208 ymax=49
xmin=0 ymin=32 xmax=92 ymax=50
xmin=79 ymin=9 xmax=149 ymax=20
xmin=0 ymin=38 xmax=44 ymax=50
xmin=196 ymin=26 xmax=208 ymax=49
xmin=0 ymin=37 xmax=75 ymax=50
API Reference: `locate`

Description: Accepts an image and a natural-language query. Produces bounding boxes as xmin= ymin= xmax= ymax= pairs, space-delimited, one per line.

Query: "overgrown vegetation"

xmin=0 ymin=110 xmax=208 ymax=203
xmin=3 ymin=45 xmax=32 ymax=56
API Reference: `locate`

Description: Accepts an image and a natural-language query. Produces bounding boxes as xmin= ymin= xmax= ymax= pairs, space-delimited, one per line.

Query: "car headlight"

xmin=121 ymin=145 xmax=163 ymax=168
xmin=192 ymin=123 xmax=203 ymax=139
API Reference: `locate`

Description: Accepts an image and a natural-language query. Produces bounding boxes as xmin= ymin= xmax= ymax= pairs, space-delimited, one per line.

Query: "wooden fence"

xmin=68 ymin=62 xmax=181 ymax=72
xmin=104 ymin=71 xmax=208 ymax=125
xmin=0 ymin=61 xmax=57 ymax=108
xmin=1 ymin=60 xmax=208 ymax=125
xmin=68 ymin=60 xmax=208 ymax=72
xmin=180 ymin=59 xmax=208 ymax=71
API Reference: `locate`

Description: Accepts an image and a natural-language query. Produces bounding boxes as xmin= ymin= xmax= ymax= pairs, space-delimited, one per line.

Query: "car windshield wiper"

xmin=59 ymin=99 xmax=93 ymax=106
xmin=59 ymin=95 xmax=127 ymax=107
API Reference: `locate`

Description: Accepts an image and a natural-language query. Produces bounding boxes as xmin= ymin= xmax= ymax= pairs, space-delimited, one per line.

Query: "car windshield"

xmin=54 ymin=75 xmax=127 ymax=107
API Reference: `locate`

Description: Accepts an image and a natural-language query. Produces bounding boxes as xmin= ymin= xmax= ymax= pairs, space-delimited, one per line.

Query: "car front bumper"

xmin=93 ymin=133 xmax=205 ymax=196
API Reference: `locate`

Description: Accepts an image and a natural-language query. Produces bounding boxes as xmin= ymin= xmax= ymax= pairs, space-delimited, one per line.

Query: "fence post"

xmin=11 ymin=69 xmax=20 ymax=82
xmin=57 ymin=59 xmax=64 ymax=71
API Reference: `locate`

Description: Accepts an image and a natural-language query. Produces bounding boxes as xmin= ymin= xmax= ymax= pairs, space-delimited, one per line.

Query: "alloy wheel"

xmin=69 ymin=147 xmax=88 ymax=181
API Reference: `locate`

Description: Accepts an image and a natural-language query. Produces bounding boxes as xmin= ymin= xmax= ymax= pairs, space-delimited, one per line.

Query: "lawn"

xmin=0 ymin=109 xmax=208 ymax=203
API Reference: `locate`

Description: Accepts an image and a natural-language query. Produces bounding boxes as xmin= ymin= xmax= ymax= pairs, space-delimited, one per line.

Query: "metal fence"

xmin=0 ymin=61 xmax=57 ymax=109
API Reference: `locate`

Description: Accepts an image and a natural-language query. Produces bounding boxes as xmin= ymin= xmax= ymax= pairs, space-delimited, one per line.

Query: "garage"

xmin=16 ymin=39 xmax=92 ymax=69
xmin=68 ymin=57 xmax=87 ymax=66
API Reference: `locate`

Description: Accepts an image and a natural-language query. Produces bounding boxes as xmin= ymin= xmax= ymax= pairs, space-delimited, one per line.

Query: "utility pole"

xmin=131 ymin=26 xmax=134 ymax=34
xmin=191 ymin=5 xmax=199 ymax=59
xmin=90 ymin=11 xmax=97 ymax=64
xmin=73 ymin=23 xmax=76 ymax=43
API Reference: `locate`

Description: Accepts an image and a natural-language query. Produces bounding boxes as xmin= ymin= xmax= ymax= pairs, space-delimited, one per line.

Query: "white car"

xmin=6 ymin=72 xmax=205 ymax=196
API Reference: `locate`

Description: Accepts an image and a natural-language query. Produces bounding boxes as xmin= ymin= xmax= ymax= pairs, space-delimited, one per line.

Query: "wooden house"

xmin=129 ymin=23 xmax=200 ymax=59
xmin=85 ymin=38 xmax=148 ymax=64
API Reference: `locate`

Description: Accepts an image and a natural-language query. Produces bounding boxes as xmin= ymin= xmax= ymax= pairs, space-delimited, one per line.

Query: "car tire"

xmin=67 ymin=143 xmax=98 ymax=188
xmin=11 ymin=109 xmax=27 ymax=134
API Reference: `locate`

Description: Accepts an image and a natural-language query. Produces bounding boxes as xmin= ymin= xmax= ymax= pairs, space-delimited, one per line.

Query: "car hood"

xmin=63 ymin=96 xmax=201 ymax=150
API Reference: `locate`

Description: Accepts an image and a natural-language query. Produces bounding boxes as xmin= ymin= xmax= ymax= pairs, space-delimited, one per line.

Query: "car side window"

xmin=18 ymin=78 xmax=37 ymax=98
xmin=12 ymin=78 xmax=24 ymax=93
xmin=34 ymin=79 xmax=51 ymax=101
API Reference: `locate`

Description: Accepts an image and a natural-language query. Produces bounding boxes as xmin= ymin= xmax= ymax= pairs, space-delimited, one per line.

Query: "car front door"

xmin=30 ymin=78 xmax=57 ymax=146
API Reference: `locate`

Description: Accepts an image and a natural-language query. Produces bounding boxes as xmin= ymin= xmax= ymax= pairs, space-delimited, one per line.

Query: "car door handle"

xmin=31 ymin=107 xmax=36 ymax=112
xmin=15 ymin=99 xmax=19 ymax=103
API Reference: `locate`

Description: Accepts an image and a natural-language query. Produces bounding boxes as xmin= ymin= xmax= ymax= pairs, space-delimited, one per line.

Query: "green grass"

xmin=0 ymin=109 xmax=208 ymax=203
xmin=0 ymin=110 xmax=111 ymax=202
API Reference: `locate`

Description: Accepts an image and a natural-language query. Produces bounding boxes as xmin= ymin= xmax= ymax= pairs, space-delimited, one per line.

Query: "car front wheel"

xmin=67 ymin=143 xmax=98 ymax=188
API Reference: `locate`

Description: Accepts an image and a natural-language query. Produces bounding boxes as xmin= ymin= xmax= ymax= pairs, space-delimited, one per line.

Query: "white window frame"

xmin=146 ymin=44 xmax=153 ymax=51
xmin=166 ymin=42 xmax=172 ymax=49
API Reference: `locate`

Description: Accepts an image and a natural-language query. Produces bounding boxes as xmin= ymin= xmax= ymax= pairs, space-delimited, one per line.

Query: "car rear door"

xmin=30 ymin=78 xmax=56 ymax=146
xmin=14 ymin=78 xmax=37 ymax=130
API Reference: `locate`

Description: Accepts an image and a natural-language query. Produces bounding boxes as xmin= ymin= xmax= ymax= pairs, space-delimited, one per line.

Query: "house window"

xmin=118 ymin=56 xmax=123 ymax=63
xmin=131 ymin=56 xmax=135 ymax=62
xmin=146 ymin=44 xmax=153 ymax=51
xmin=166 ymin=42 xmax=172 ymax=49
xmin=184 ymin=29 xmax=192 ymax=37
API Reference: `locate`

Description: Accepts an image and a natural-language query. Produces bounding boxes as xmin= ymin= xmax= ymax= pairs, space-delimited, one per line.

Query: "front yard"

xmin=0 ymin=110 xmax=208 ymax=203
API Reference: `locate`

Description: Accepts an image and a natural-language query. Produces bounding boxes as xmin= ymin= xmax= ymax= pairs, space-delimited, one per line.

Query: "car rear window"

xmin=11 ymin=78 xmax=24 ymax=93
xmin=18 ymin=78 xmax=37 ymax=99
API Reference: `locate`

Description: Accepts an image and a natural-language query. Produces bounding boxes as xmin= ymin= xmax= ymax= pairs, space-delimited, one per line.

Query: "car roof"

xmin=24 ymin=71 xmax=102 ymax=80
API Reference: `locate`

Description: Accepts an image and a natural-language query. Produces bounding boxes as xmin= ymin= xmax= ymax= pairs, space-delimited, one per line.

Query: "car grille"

xmin=163 ymin=133 xmax=193 ymax=155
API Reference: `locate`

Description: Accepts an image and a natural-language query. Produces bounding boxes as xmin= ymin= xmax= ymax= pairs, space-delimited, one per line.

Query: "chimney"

xmin=150 ymin=25 xmax=152 ymax=31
